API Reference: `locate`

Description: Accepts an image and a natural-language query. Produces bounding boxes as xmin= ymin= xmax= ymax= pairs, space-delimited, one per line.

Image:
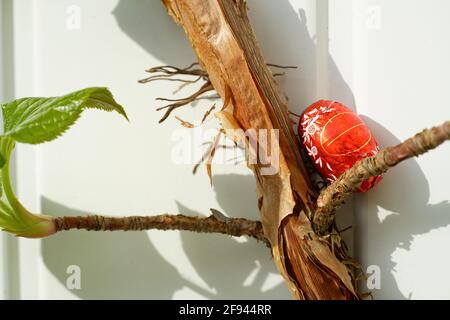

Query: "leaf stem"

xmin=1 ymin=148 xmax=19 ymax=210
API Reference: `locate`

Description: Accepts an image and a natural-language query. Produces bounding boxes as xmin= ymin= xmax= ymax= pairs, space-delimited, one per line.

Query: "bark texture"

xmin=54 ymin=213 xmax=268 ymax=244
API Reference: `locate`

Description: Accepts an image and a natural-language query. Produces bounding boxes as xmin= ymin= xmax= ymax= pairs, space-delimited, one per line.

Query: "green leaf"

xmin=1 ymin=87 xmax=128 ymax=144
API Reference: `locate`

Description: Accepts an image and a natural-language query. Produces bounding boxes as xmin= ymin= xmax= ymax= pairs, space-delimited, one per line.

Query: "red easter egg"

xmin=298 ymin=100 xmax=382 ymax=192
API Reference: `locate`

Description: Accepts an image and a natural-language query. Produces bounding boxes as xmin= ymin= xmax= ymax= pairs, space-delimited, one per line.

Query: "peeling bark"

xmin=161 ymin=0 xmax=358 ymax=299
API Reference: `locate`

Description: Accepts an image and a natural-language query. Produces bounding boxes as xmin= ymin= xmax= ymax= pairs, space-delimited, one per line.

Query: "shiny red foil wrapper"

xmin=299 ymin=100 xmax=382 ymax=192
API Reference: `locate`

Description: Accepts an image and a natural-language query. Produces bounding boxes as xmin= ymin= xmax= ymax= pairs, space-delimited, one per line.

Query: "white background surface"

xmin=1 ymin=0 xmax=450 ymax=299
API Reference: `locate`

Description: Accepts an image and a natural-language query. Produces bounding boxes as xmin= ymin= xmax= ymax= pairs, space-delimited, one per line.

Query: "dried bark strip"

xmin=161 ymin=0 xmax=357 ymax=299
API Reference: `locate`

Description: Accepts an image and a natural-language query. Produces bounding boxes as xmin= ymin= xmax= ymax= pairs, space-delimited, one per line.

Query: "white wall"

xmin=349 ymin=0 xmax=450 ymax=299
xmin=0 ymin=0 xmax=449 ymax=299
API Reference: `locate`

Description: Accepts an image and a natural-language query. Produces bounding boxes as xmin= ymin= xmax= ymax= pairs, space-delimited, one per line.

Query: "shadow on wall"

xmin=41 ymin=174 xmax=287 ymax=299
xmin=41 ymin=0 xmax=354 ymax=299
xmin=177 ymin=174 xmax=288 ymax=299
xmin=359 ymin=117 xmax=450 ymax=300
xmin=247 ymin=0 xmax=355 ymax=112
xmin=242 ymin=1 xmax=450 ymax=299
xmin=41 ymin=198 xmax=185 ymax=299
xmin=40 ymin=0 xmax=292 ymax=300
xmin=111 ymin=0 xmax=196 ymax=65
xmin=108 ymin=0 xmax=357 ymax=299
xmin=111 ymin=0 xmax=355 ymax=111
xmin=40 ymin=0 xmax=446 ymax=300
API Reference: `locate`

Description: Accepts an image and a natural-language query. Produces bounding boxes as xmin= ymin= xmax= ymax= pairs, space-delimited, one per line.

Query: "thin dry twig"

xmin=268 ymin=63 xmax=297 ymax=78
xmin=139 ymin=63 xmax=215 ymax=122
xmin=201 ymin=104 xmax=216 ymax=123
xmin=192 ymin=141 xmax=244 ymax=175
xmin=288 ymin=110 xmax=302 ymax=118
xmin=142 ymin=62 xmax=295 ymax=122
xmin=313 ymin=121 xmax=450 ymax=235
xmin=139 ymin=63 xmax=208 ymax=83
xmin=267 ymin=63 xmax=298 ymax=69
xmin=157 ymin=81 xmax=214 ymax=123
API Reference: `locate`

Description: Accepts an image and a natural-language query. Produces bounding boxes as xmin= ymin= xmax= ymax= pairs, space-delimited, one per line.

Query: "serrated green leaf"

xmin=1 ymin=87 xmax=128 ymax=144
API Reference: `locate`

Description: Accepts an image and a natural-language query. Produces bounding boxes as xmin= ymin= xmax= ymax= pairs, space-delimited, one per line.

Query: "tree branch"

xmin=160 ymin=0 xmax=356 ymax=299
xmin=313 ymin=121 xmax=450 ymax=236
xmin=53 ymin=212 xmax=269 ymax=246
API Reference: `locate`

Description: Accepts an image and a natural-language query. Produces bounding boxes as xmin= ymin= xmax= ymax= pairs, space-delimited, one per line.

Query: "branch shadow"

xmin=108 ymin=0 xmax=355 ymax=299
xmin=177 ymin=174 xmax=290 ymax=299
xmin=249 ymin=1 xmax=450 ymax=299
xmin=40 ymin=174 xmax=290 ymax=299
xmin=111 ymin=0 xmax=195 ymax=65
xmin=41 ymin=198 xmax=187 ymax=299
xmin=246 ymin=0 xmax=356 ymax=113
xmin=359 ymin=117 xmax=450 ymax=299
xmin=107 ymin=0 xmax=450 ymax=300
xmin=246 ymin=1 xmax=450 ymax=299
xmin=39 ymin=0 xmax=291 ymax=299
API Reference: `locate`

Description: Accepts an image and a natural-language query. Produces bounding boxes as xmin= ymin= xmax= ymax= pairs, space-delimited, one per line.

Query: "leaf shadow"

xmin=177 ymin=174 xmax=290 ymax=299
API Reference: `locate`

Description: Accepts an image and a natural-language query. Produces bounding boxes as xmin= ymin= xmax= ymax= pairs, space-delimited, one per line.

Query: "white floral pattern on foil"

xmin=300 ymin=103 xmax=335 ymax=173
